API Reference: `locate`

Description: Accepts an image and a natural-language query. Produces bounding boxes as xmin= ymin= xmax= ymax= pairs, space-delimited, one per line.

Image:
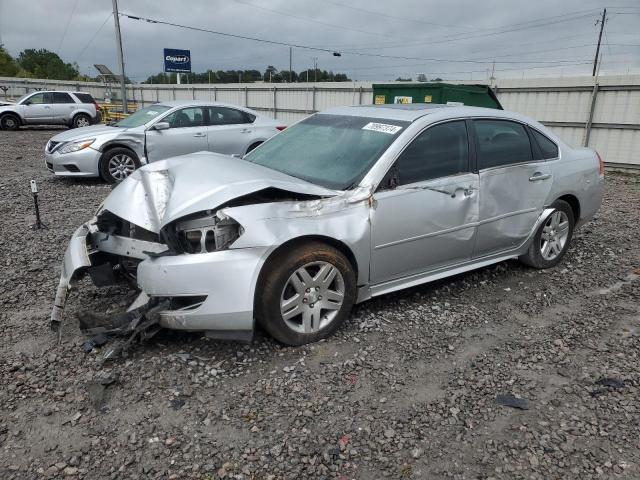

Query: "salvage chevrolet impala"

xmin=52 ymin=104 xmax=604 ymax=346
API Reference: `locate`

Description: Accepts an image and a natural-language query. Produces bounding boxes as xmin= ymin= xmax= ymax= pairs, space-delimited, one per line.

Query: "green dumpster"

xmin=372 ymin=83 xmax=502 ymax=109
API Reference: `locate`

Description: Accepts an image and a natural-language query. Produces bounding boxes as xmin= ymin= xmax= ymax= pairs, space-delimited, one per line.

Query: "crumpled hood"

xmin=101 ymin=151 xmax=339 ymax=233
xmin=50 ymin=124 xmax=125 ymax=142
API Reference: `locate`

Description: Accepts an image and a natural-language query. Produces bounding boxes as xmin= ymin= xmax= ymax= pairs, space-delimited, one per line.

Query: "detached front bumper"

xmin=51 ymin=225 xmax=93 ymax=329
xmin=45 ymin=146 xmax=101 ymax=177
xmin=51 ymin=221 xmax=269 ymax=337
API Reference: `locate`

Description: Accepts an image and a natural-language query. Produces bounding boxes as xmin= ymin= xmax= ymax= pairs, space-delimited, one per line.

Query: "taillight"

xmin=596 ymin=151 xmax=605 ymax=177
xmin=276 ymin=126 xmax=286 ymax=131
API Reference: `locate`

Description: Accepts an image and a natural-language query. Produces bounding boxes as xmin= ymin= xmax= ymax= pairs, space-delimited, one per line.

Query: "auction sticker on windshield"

xmin=362 ymin=122 xmax=403 ymax=134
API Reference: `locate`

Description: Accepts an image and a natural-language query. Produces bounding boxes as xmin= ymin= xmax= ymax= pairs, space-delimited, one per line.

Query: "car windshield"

xmin=114 ymin=105 xmax=172 ymax=128
xmin=244 ymin=113 xmax=409 ymax=190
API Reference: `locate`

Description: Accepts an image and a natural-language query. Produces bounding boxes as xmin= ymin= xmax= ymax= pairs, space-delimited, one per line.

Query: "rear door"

xmin=22 ymin=92 xmax=54 ymax=123
xmin=472 ymin=118 xmax=553 ymax=257
xmin=52 ymin=92 xmax=76 ymax=123
xmin=145 ymin=106 xmax=208 ymax=162
xmin=370 ymin=120 xmax=479 ymax=284
xmin=206 ymin=106 xmax=255 ymax=155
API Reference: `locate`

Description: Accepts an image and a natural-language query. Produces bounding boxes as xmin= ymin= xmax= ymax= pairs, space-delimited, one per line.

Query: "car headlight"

xmin=173 ymin=211 xmax=244 ymax=254
xmin=58 ymin=138 xmax=95 ymax=154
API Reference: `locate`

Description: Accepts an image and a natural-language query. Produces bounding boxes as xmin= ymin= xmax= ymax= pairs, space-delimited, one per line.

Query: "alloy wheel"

xmin=280 ymin=261 xmax=345 ymax=334
xmin=108 ymin=154 xmax=136 ymax=181
xmin=76 ymin=116 xmax=90 ymax=127
xmin=540 ymin=210 xmax=570 ymax=260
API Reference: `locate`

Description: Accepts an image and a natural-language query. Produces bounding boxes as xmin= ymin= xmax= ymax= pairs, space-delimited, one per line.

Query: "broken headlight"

xmin=173 ymin=212 xmax=243 ymax=254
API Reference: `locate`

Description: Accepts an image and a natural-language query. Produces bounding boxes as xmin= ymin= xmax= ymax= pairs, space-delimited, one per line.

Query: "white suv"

xmin=0 ymin=91 xmax=101 ymax=130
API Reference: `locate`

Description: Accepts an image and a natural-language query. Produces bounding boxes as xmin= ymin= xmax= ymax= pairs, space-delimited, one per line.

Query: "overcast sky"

xmin=0 ymin=0 xmax=639 ymax=82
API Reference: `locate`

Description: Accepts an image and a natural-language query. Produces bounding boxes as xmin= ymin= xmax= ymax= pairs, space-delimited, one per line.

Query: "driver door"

xmin=370 ymin=120 xmax=479 ymax=285
xmin=22 ymin=92 xmax=54 ymax=123
xmin=145 ymin=106 xmax=208 ymax=162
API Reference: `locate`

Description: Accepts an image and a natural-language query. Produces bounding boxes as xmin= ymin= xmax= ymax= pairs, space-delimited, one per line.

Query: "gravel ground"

xmin=1 ymin=127 xmax=639 ymax=480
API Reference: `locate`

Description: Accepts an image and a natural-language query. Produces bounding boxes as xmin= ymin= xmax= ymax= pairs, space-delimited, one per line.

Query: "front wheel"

xmin=519 ymin=200 xmax=575 ymax=269
xmin=99 ymin=148 xmax=140 ymax=183
xmin=0 ymin=114 xmax=20 ymax=130
xmin=256 ymin=242 xmax=356 ymax=346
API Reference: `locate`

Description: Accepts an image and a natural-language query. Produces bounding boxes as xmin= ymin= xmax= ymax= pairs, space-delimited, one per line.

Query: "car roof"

xmin=319 ymin=104 xmax=536 ymax=124
xmin=156 ymin=100 xmax=250 ymax=109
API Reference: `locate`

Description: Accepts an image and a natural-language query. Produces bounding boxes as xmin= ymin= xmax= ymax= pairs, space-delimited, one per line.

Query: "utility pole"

xmin=111 ymin=0 xmax=127 ymax=114
xmin=592 ymin=8 xmax=606 ymax=77
xmin=289 ymin=47 xmax=293 ymax=83
xmin=313 ymin=57 xmax=318 ymax=82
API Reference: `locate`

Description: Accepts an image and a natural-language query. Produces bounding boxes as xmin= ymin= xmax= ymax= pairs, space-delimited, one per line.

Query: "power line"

xmin=342 ymin=11 xmax=599 ymax=52
xmin=73 ymin=13 xmax=113 ymax=63
xmin=319 ymin=8 xmax=601 ymax=50
xmin=57 ymin=0 xmax=79 ymax=55
xmin=120 ymin=13 xmax=592 ymax=66
xmin=233 ymin=0 xmax=415 ymax=40
xmin=319 ymin=0 xmax=474 ymax=30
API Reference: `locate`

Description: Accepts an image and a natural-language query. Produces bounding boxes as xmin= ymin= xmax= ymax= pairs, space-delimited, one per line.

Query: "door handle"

xmin=193 ymin=132 xmax=206 ymax=137
xmin=240 ymin=128 xmax=252 ymax=133
xmin=529 ymin=173 xmax=551 ymax=182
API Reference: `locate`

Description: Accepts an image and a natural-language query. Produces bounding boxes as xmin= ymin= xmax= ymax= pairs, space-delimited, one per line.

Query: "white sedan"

xmin=44 ymin=101 xmax=286 ymax=183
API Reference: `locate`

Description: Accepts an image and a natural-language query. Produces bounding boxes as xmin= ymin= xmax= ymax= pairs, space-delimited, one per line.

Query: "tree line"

xmin=0 ymin=46 xmax=87 ymax=80
xmin=0 ymin=47 xmax=352 ymax=84
xmin=143 ymin=65 xmax=350 ymax=84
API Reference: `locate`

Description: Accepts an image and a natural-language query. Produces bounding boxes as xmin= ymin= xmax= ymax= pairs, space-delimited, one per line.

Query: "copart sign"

xmin=164 ymin=48 xmax=191 ymax=73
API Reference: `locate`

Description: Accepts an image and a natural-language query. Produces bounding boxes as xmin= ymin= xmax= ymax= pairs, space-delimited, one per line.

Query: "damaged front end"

xmin=50 ymin=153 xmax=345 ymax=346
xmin=50 ymin=208 xmax=169 ymax=335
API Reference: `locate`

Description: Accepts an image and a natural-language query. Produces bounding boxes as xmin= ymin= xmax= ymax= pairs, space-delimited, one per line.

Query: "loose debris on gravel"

xmin=1 ymin=128 xmax=639 ymax=479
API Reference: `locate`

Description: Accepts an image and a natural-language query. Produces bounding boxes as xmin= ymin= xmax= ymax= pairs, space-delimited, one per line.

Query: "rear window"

xmin=531 ymin=129 xmax=559 ymax=159
xmin=74 ymin=93 xmax=95 ymax=104
xmin=475 ymin=119 xmax=533 ymax=169
xmin=53 ymin=92 xmax=74 ymax=104
xmin=207 ymin=106 xmax=253 ymax=125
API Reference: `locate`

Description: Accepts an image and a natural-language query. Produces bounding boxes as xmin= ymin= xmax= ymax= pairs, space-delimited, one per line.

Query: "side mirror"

xmin=231 ymin=153 xmax=243 ymax=159
xmin=153 ymin=122 xmax=170 ymax=131
xmin=23 ymin=100 xmax=31 ymax=106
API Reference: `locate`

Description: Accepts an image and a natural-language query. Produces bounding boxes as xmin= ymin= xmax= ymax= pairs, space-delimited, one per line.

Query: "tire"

xmin=519 ymin=199 xmax=575 ymax=269
xmin=71 ymin=113 xmax=91 ymax=129
xmin=256 ymin=241 xmax=356 ymax=346
xmin=246 ymin=141 xmax=262 ymax=154
xmin=0 ymin=114 xmax=20 ymax=131
xmin=98 ymin=147 xmax=140 ymax=184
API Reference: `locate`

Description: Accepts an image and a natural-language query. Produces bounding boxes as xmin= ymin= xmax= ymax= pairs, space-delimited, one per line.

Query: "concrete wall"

xmin=1 ymin=74 xmax=638 ymax=167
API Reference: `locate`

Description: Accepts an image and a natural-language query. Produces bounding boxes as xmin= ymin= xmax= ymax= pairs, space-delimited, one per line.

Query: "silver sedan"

xmin=44 ymin=101 xmax=286 ymax=183
xmin=52 ymin=104 xmax=604 ymax=345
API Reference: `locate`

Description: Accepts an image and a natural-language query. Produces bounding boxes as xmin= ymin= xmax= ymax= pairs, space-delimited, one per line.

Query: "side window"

xmin=25 ymin=93 xmax=47 ymax=104
xmin=163 ymin=107 xmax=205 ymax=128
xmin=208 ymin=107 xmax=252 ymax=126
xmin=475 ymin=119 xmax=533 ymax=169
xmin=74 ymin=93 xmax=95 ymax=104
xmin=53 ymin=92 xmax=74 ymax=104
xmin=395 ymin=121 xmax=469 ymax=185
xmin=531 ymin=129 xmax=559 ymax=159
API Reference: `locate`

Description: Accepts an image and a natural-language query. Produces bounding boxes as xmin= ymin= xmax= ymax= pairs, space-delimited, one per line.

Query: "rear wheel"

xmin=256 ymin=242 xmax=356 ymax=346
xmin=519 ymin=200 xmax=574 ymax=269
xmin=72 ymin=113 xmax=91 ymax=128
xmin=99 ymin=148 xmax=140 ymax=183
xmin=0 ymin=114 xmax=20 ymax=131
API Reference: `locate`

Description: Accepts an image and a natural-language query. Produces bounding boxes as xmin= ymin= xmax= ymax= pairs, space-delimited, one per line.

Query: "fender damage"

xmin=50 ymin=152 xmax=368 ymax=340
